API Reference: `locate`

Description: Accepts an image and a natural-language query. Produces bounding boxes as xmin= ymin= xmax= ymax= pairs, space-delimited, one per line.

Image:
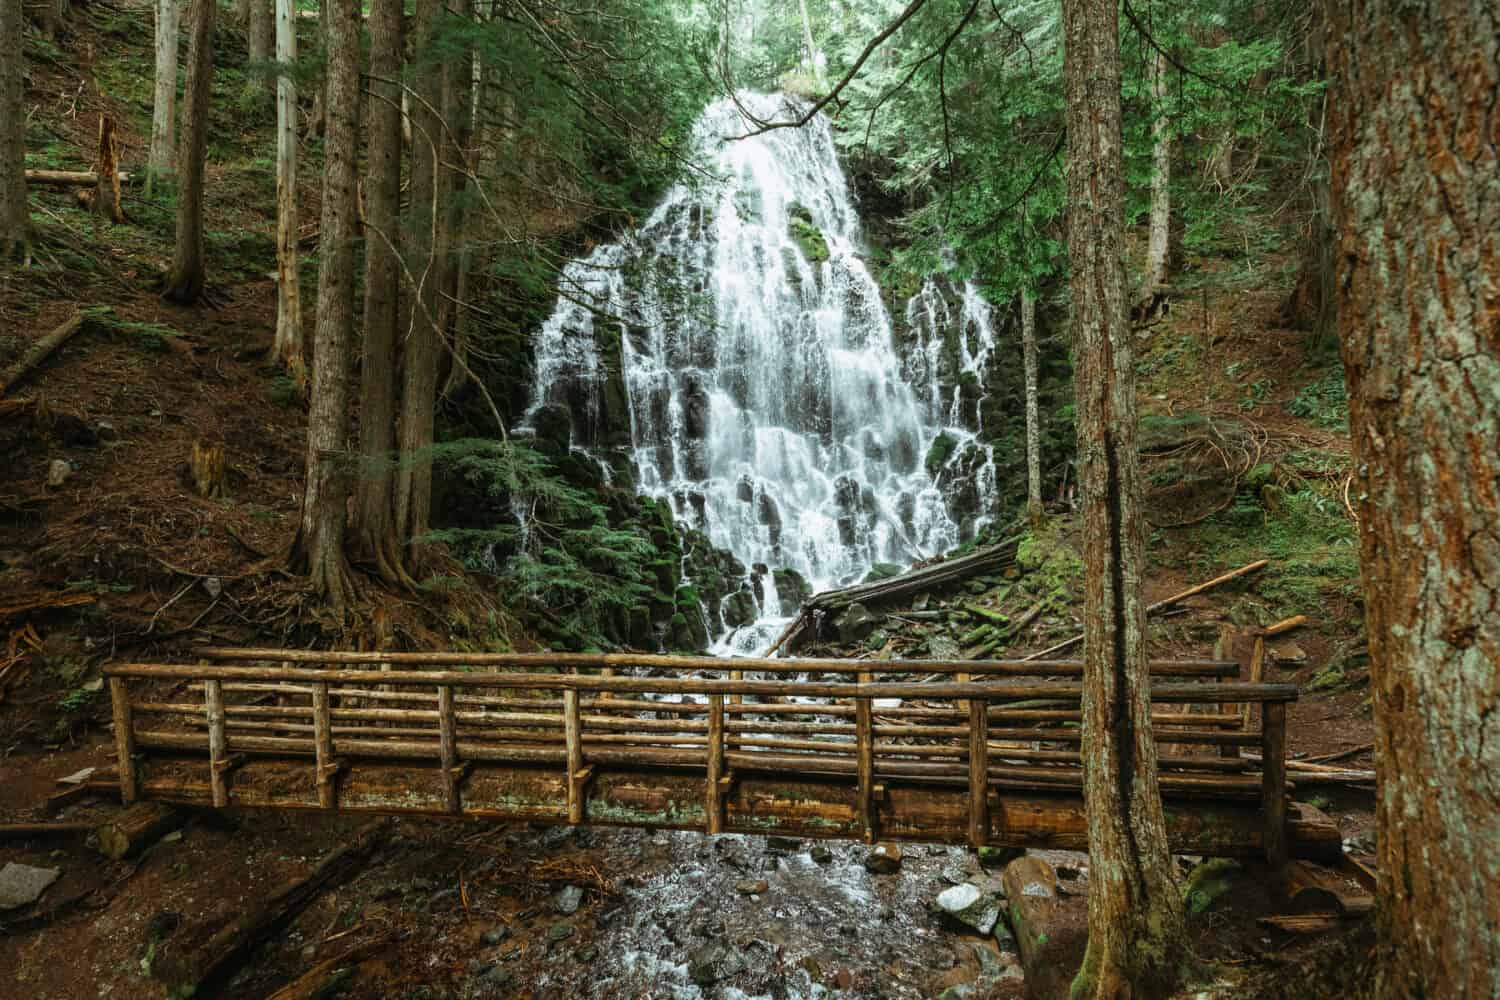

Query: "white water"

xmin=526 ymin=93 xmax=1000 ymax=649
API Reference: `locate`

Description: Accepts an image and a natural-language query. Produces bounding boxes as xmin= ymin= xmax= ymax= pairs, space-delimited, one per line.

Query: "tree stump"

xmin=92 ymin=115 xmax=126 ymax=224
xmin=96 ymin=802 xmax=181 ymax=859
xmin=191 ymin=440 xmax=228 ymax=498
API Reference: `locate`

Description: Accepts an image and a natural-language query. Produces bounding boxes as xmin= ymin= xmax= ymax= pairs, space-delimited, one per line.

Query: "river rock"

xmin=546 ymin=919 xmax=574 ymax=944
xmin=0 ymin=863 xmax=60 ymax=909
xmin=809 ymin=845 xmax=833 ymax=864
xmin=555 ymin=884 xmax=584 ymax=915
xmin=480 ymin=925 xmax=509 ymax=946
xmin=47 ymin=459 xmax=71 ymax=487
xmin=733 ymin=879 xmax=769 ymax=895
xmin=935 ymin=883 xmax=1002 ymax=935
xmin=864 ymin=842 xmax=903 ymax=874
xmin=688 ymin=940 xmax=747 ymax=985
xmin=977 ymin=845 xmax=1024 ymax=869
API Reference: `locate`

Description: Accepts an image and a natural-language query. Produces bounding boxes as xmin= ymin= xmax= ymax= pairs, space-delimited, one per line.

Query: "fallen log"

xmin=23 ymin=169 xmax=135 ymax=186
xmin=999 ymin=855 xmax=1085 ymax=998
xmin=1257 ymin=913 xmax=1343 ymax=934
xmin=1022 ymin=559 xmax=1270 ymax=660
xmin=264 ymin=935 xmax=392 ymax=1000
xmin=0 ymin=821 xmax=95 ymax=840
xmin=95 ymin=801 xmax=182 ymax=859
xmin=1 ymin=309 xmax=87 ymax=396
xmin=0 ymin=591 xmax=96 ymax=622
xmin=154 ymin=821 xmax=388 ymax=997
xmin=1286 ymin=859 xmax=1374 ymax=917
xmin=803 ymin=536 xmax=1021 ymax=615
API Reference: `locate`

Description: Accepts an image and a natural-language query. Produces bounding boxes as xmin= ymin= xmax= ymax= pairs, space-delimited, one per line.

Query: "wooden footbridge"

xmin=103 ymin=649 xmax=1341 ymax=872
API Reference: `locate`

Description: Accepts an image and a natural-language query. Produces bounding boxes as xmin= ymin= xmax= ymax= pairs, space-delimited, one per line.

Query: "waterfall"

xmin=525 ymin=93 xmax=1001 ymax=650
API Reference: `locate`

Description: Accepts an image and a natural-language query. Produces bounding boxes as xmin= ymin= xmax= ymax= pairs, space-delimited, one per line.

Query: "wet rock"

xmin=836 ymin=603 xmax=880 ymax=644
xmin=927 ymin=634 xmax=960 ymax=660
xmin=766 ymin=836 xmax=802 ymax=852
xmin=0 ymin=863 xmax=60 ymax=909
xmin=772 ymin=567 xmax=812 ymax=615
xmin=478 ymin=964 xmax=513 ymax=987
xmin=555 ymin=885 xmax=584 ymax=915
xmin=935 ymin=883 xmax=1002 ymax=935
xmin=46 ymin=459 xmax=71 ymax=488
xmin=864 ymin=842 xmax=903 ymax=874
xmin=809 ymin=845 xmax=833 ymax=864
xmin=688 ymin=940 xmax=747 ymax=985
xmin=531 ymin=403 xmax=573 ymax=456
xmin=480 ymin=926 xmax=509 ymax=946
xmin=546 ymin=920 xmax=575 ymax=944
xmin=733 ymin=879 xmax=769 ymax=895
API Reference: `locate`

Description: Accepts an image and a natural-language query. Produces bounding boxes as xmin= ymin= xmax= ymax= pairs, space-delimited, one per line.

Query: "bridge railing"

xmin=104 ymin=654 xmax=1298 ymax=873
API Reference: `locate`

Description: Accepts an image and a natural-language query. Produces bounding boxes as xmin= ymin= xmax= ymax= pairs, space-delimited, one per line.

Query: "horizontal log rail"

xmin=192 ymin=646 xmax=1239 ymax=678
xmin=105 ymin=659 xmax=1306 ymax=876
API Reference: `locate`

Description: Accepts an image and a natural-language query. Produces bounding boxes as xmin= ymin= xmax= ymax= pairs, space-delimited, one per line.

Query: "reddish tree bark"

xmin=1062 ymin=0 xmax=1186 ymax=995
xmin=1325 ymin=3 xmax=1499 ymax=997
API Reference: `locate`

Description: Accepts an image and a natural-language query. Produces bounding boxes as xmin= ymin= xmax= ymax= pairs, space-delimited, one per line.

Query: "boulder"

xmin=688 ymin=940 xmax=747 ymax=985
xmin=733 ymin=879 xmax=769 ymax=895
xmin=555 ymin=884 xmax=584 ymax=915
xmin=864 ymin=842 xmax=903 ymax=874
xmin=935 ymin=883 xmax=1002 ymax=935
xmin=0 ymin=863 xmax=59 ymax=909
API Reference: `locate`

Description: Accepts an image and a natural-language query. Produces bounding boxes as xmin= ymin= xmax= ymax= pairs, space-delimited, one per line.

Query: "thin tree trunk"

xmin=440 ymin=0 xmax=477 ymax=400
xmin=247 ymin=0 xmax=274 ymax=86
xmin=293 ymin=0 xmax=359 ymax=613
xmin=354 ymin=0 xmax=406 ymax=587
xmin=797 ymin=0 xmax=822 ymax=84
xmin=395 ymin=0 xmax=445 ymax=575
xmin=162 ymin=0 xmax=214 ymax=304
xmin=273 ymin=0 xmax=303 ymax=372
xmin=147 ymin=0 xmax=179 ymax=189
xmin=1144 ymin=47 xmax=1171 ymax=293
xmin=1325 ymin=3 xmax=1499 ymax=997
xmin=1021 ymin=288 xmax=1042 ymax=522
xmin=0 ymin=0 xmax=27 ymax=264
xmin=1061 ymin=0 xmax=1185 ymax=996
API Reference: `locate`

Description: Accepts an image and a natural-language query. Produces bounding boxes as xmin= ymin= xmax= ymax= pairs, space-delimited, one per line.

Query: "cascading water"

xmin=525 ymin=93 xmax=1000 ymax=651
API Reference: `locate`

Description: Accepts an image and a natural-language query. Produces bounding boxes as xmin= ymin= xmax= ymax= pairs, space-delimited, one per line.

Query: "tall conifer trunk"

xmin=1144 ymin=48 xmax=1172 ymax=293
xmin=354 ymin=0 xmax=406 ymax=586
xmin=396 ymin=0 xmax=445 ymax=574
xmin=293 ymin=0 xmax=359 ymax=611
xmin=273 ymin=0 xmax=302 ymax=371
xmin=147 ymin=0 xmax=179 ymax=189
xmin=1062 ymin=0 xmax=1185 ymax=995
xmin=1021 ymin=288 xmax=1042 ymax=522
xmin=162 ymin=0 xmax=215 ymax=303
xmin=1325 ymin=3 xmax=1499 ymax=996
xmin=0 ymin=0 xmax=27 ymax=263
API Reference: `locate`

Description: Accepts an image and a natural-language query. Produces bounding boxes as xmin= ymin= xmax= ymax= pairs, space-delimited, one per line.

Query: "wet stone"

xmin=935 ymin=883 xmax=1002 ymax=935
xmin=555 ymin=884 xmax=584 ymax=915
xmin=0 ymin=863 xmax=60 ymax=909
xmin=809 ymin=845 xmax=833 ymax=864
xmin=480 ymin=926 xmax=509 ymax=946
xmin=734 ymin=879 xmax=769 ymax=895
xmin=864 ymin=842 xmax=903 ymax=874
xmin=688 ymin=940 xmax=747 ymax=985
xmin=546 ymin=920 xmax=575 ymax=944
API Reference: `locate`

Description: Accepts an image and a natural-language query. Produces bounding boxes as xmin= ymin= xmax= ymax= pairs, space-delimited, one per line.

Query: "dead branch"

xmin=1 ymin=309 xmax=88 ymax=396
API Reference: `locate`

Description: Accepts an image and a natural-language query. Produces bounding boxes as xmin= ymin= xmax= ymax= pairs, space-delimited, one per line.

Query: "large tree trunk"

xmin=1021 ymin=288 xmax=1042 ymax=521
xmin=1061 ymin=0 xmax=1185 ymax=996
xmin=395 ymin=0 xmax=445 ymax=575
xmin=292 ymin=0 xmax=359 ymax=612
xmin=353 ymin=0 xmax=406 ymax=587
xmin=1325 ymin=3 xmax=1500 ymax=997
xmin=162 ymin=0 xmax=215 ymax=304
xmin=1144 ymin=47 xmax=1172 ymax=294
xmin=272 ymin=0 xmax=302 ymax=372
xmin=147 ymin=0 xmax=179 ymax=189
xmin=247 ymin=0 xmax=274 ymax=86
xmin=0 ymin=0 xmax=28 ymax=263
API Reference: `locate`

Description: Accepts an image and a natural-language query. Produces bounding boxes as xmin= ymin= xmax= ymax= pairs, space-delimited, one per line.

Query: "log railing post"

xmin=706 ymin=694 xmax=724 ymax=834
xmin=564 ymin=688 xmax=585 ymax=825
xmin=968 ymin=695 xmax=989 ymax=847
xmin=1261 ymin=700 xmax=1289 ymax=894
xmin=856 ymin=671 xmax=874 ymax=843
xmin=312 ymin=681 xmax=337 ymax=809
xmin=204 ymin=678 xmax=228 ymax=808
xmin=438 ymin=685 xmax=460 ymax=813
xmin=109 ymin=676 xmax=137 ymax=804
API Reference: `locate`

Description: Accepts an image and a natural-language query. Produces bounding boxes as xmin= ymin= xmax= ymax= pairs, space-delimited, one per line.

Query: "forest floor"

xmin=0 ymin=7 xmax=1372 ymax=1000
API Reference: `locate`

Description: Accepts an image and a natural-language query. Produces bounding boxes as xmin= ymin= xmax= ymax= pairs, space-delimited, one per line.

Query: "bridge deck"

xmin=103 ymin=652 xmax=1339 ymax=868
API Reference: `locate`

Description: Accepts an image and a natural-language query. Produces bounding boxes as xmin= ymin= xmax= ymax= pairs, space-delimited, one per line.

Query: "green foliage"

xmin=424 ymin=440 xmax=659 ymax=649
xmin=1287 ymin=370 xmax=1349 ymax=429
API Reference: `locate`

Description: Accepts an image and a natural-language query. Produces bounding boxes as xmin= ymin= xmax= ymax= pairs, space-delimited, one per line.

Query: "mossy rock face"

xmin=723 ymin=588 xmax=760 ymax=629
xmin=925 ymin=431 xmax=959 ymax=478
xmin=772 ymin=568 xmax=813 ymax=615
xmin=863 ymin=562 xmax=904 ymax=584
xmin=788 ymin=203 xmax=830 ymax=263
